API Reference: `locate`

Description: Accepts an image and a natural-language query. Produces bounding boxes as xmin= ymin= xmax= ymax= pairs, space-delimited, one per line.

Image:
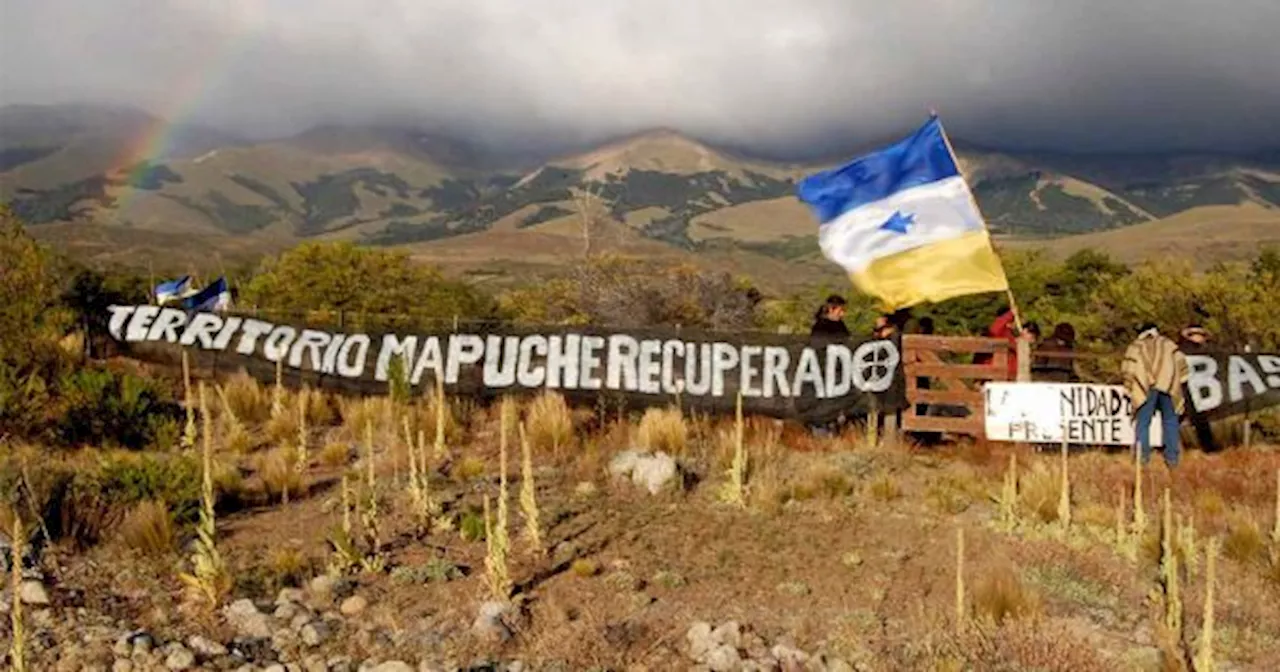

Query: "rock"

xmin=471 ymin=601 xmax=514 ymax=642
xmin=687 ymin=621 xmax=716 ymax=660
xmin=339 ymin=595 xmax=368 ymax=616
xmin=771 ymin=644 xmax=810 ymax=669
xmin=264 ymin=665 xmax=287 ymax=672
xmin=608 ymin=449 xmax=644 ymax=478
xmin=327 ymin=657 xmax=355 ymax=672
xmin=275 ymin=602 xmax=301 ymax=621
xmin=115 ymin=631 xmax=155 ymax=658
xmin=19 ymin=579 xmax=51 ymax=605
xmin=632 ymin=452 xmax=679 ymax=495
xmin=371 ymin=663 xmax=415 ymax=672
xmin=277 ymin=588 xmax=306 ymax=605
xmin=225 ymin=599 xmax=275 ymax=639
xmin=712 ymin=621 xmax=742 ymax=650
xmin=272 ymin=627 xmax=299 ymax=652
xmin=302 ymin=655 xmax=328 ymax=672
xmin=164 ymin=643 xmax=197 ymax=670
xmin=188 ymin=635 xmax=228 ymax=658
xmin=301 ymin=621 xmax=332 ymax=647
xmin=705 ymin=644 xmax=742 ymax=672
xmin=112 ymin=659 xmax=134 ymax=672
xmin=309 ymin=575 xmax=355 ymax=605
xmin=825 ymin=658 xmax=855 ymax=672
xmin=292 ymin=611 xmax=314 ymax=631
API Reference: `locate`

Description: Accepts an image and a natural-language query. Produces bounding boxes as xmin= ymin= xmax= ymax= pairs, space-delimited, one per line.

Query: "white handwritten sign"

xmin=984 ymin=382 xmax=1163 ymax=446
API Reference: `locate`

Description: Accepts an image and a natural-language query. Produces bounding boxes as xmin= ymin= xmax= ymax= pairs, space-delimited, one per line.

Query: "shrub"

xmin=55 ymin=367 xmax=181 ymax=450
xmin=218 ymin=373 xmax=271 ymax=425
xmin=635 ymin=407 xmax=688 ymax=455
xmin=525 ymin=391 xmax=575 ymax=455
xmin=118 ymin=499 xmax=175 ymax=556
xmin=320 ymin=442 xmax=350 ymax=467
xmin=972 ymin=569 xmax=1041 ymax=625
xmin=257 ymin=448 xmax=303 ymax=503
xmin=1222 ymin=514 xmax=1266 ymax=565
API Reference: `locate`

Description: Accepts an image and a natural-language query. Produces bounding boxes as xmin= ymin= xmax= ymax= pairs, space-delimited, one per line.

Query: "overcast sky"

xmin=2 ymin=0 xmax=1278 ymax=158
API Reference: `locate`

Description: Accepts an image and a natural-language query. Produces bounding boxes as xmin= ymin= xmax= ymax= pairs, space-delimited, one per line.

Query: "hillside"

xmin=3 ymin=103 xmax=1279 ymax=279
xmin=1016 ymin=202 xmax=1280 ymax=266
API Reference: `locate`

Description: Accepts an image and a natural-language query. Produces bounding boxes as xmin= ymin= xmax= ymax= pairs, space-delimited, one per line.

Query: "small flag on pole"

xmin=153 ymin=275 xmax=192 ymax=305
xmin=182 ymin=276 xmax=231 ymax=312
xmin=796 ymin=115 xmax=1009 ymax=310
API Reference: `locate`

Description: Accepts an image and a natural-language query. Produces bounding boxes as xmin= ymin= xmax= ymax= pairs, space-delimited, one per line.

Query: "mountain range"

xmin=3 ymin=103 xmax=1278 ymax=286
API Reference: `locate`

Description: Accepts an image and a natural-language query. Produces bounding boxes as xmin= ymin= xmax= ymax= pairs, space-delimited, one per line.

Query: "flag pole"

xmin=148 ymin=259 xmax=156 ymax=306
xmin=931 ymin=111 xmax=1024 ymax=334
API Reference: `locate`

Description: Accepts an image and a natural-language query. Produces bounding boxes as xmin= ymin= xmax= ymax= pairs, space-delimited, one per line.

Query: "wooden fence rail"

xmin=901 ymin=335 xmax=1013 ymax=437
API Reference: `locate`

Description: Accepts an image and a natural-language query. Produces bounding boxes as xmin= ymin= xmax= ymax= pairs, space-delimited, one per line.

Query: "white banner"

xmin=984 ymin=382 xmax=1164 ymax=446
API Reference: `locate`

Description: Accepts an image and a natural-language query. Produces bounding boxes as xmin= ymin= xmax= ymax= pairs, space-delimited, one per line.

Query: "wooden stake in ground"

xmin=955 ymin=526 xmax=966 ymax=634
xmin=1057 ymin=435 xmax=1071 ymax=530
xmin=9 ymin=515 xmax=26 ymax=672
xmin=1194 ymin=537 xmax=1218 ymax=672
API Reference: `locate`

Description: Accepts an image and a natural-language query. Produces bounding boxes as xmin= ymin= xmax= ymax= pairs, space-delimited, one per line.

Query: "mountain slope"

xmin=4 ymin=104 xmax=1279 ymax=277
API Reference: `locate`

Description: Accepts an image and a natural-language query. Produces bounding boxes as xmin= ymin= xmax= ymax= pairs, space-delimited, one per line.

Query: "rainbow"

xmin=111 ymin=12 xmax=266 ymax=215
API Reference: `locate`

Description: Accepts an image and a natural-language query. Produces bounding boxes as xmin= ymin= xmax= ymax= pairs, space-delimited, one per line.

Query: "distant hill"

xmin=3 ymin=103 xmax=1278 ymax=281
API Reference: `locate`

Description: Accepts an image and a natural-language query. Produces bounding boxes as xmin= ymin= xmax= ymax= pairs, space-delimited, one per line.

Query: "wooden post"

xmin=1016 ymin=339 xmax=1031 ymax=382
xmin=935 ymin=114 xmax=1024 ymax=331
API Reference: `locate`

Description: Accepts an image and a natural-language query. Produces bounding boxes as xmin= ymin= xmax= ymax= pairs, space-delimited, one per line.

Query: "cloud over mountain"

xmin=3 ymin=0 xmax=1278 ymax=157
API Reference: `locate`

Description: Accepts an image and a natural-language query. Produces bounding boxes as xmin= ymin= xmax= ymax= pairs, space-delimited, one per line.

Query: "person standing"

xmin=1177 ymin=324 xmax=1218 ymax=452
xmin=810 ymin=295 xmax=851 ymax=340
xmin=1033 ymin=322 xmax=1079 ymax=383
xmin=1122 ymin=323 xmax=1190 ymax=468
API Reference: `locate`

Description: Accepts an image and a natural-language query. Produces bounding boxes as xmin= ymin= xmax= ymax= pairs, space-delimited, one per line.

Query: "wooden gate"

xmin=901 ymin=335 xmax=1013 ymax=437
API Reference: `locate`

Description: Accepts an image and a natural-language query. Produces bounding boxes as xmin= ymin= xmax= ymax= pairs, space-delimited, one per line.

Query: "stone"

xmin=302 ymin=655 xmax=328 ymax=672
xmin=277 ymin=588 xmax=306 ymax=605
xmin=272 ymin=627 xmax=299 ymax=652
xmin=471 ymin=601 xmax=513 ymax=642
xmin=771 ymin=644 xmax=810 ymax=668
xmin=711 ymin=621 xmax=742 ymax=650
xmin=371 ymin=663 xmax=415 ymax=672
xmin=301 ymin=621 xmax=332 ymax=647
xmin=686 ymin=621 xmax=716 ymax=660
xmin=225 ymin=598 xmax=275 ymax=639
xmin=164 ymin=644 xmax=197 ymax=670
xmin=112 ymin=660 xmax=134 ymax=672
xmin=825 ymin=658 xmax=855 ymax=672
xmin=339 ymin=595 xmax=368 ymax=616
xmin=327 ymin=656 xmax=355 ymax=672
xmin=608 ymin=449 xmax=644 ymax=479
xmin=188 ymin=635 xmax=229 ymax=658
xmin=292 ymin=611 xmax=314 ymax=631
xmin=632 ymin=452 xmax=679 ymax=495
xmin=275 ymin=602 xmax=301 ymax=621
xmin=18 ymin=579 xmax=51 ymax=605
xmin=264 ymin=665 xmax=287 ymax=672
xmin=705 ymin=644 xmax=742 ymax=672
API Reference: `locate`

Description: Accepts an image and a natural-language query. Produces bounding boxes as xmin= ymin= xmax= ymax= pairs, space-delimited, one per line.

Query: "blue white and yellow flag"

xmin=796 ymin=116 xmax=1009 ymax=310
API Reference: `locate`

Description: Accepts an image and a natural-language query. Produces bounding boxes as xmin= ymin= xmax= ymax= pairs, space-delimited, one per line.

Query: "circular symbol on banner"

xmin=852 ymin=340 xmax=900 ymax=392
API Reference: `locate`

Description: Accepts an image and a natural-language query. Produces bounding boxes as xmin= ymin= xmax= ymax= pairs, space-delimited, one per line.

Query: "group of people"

xmin=808 ymin=295 xmax=1217 ymax=466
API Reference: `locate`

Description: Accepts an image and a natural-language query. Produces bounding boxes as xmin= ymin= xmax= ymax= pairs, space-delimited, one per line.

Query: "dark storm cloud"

xmin=2 ymin=0 xmax=1278 ymax=157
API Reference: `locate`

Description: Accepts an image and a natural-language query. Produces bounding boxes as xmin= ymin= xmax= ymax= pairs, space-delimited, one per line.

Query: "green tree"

xmin=241 ymin=242 xmax=497 ymax=329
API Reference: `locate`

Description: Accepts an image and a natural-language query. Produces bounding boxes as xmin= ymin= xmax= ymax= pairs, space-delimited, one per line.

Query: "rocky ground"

xmin=4 ymin=405 xmax=1280 ymax=671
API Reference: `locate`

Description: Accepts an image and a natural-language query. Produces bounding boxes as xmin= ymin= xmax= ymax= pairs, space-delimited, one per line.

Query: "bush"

xmin=118 ymin=499 xmax=176 ymax=556
xmin=55 ymin=367 xmax=181 ymax=450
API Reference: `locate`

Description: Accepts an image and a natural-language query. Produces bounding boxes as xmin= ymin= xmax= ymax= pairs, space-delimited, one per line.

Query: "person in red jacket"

xmin=974 ymin=306 xmax=1030 ymax=379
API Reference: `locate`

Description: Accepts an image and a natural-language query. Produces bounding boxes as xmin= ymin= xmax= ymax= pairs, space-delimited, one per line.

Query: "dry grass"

xmin=1019 ymin=461 xmax=1062 ymax=524
xmin=320 ymin=441 xmax=351 ymax=467
xmin=635 ymin=406 xmax=688 ymax=455
xmin=265 ymin=547 xmax=311 ymax=588
xmin=972 ymin=567 xmax=1042 ymax=625
xmin=524 ymin=391 xmax=576 ymax=456
xmin=1194 ymin=489 xmax=1228 ymax=520
xmin=1223 ymin=513 xmax=1266 ymax=565
xmin=257 ymin=447 xmax=304 ymax=503
xmin=867 ymin=471 xmax=902 ymax=502
xmin=218 ymin=372 xmax=271 ymax=425
xmin=304 ymin=388 xmax=336 ymax=427
xmin=117 ymin=499 xmax=175 ymax=556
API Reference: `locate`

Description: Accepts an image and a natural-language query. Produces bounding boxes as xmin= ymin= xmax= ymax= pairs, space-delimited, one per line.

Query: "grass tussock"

xmin=524 ymin=391 xmax=575 ymax=455
xmin=1222 ymin=513 xmax=1266 ymax=565
xmin=117 ymin=499 xmax=175 ymax=556
xmin=635 ymin=406 xmax=688 ymax=455
xmin=218 ymin=372 xmax=271 ymax=425
xmin=258 ymin=447 xmax=304 ymax=503
xmin=972 ymin=567 xmax=1042 ymax=625
xmin=1019 ymin=462 xmax=1062 ymax=524
xmin=867 ymin=471 xmax=902 ymax=502
xmin=320 ymin=441 xmax=351 ymax=467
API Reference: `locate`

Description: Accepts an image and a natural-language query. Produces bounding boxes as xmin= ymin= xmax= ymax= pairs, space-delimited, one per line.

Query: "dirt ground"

xmin=8 ymin=393 xmax=1280 ymax=672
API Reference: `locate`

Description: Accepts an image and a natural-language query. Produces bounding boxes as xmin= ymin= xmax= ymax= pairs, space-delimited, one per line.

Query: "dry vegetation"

xmin=3 ymin=372 xmax=1280 ymax=671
